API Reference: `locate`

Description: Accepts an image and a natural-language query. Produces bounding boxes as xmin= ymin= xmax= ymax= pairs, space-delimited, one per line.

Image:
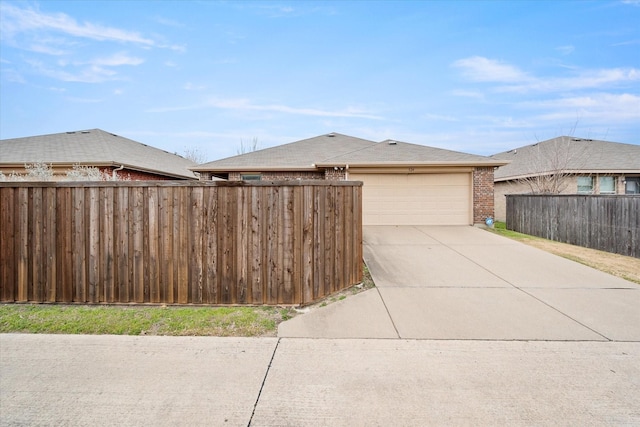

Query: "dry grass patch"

xmin=488 ymin=223 xmax=640 ymax=285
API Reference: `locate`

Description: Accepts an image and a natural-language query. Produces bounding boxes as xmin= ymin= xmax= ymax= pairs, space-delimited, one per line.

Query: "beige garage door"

xmin=349 ymin=173 xmax=472 ymax=225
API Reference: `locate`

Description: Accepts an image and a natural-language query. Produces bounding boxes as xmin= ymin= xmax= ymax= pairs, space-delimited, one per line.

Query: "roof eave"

xmin=315 ymin=160 xmax=510 ymax=168
xmin=1 ymin=161 xmax=196 ymax=180
xmin=495 ymin=169 xmax=640 ymax=182
xmin=190 ymin=165 xmax=318 ymax=172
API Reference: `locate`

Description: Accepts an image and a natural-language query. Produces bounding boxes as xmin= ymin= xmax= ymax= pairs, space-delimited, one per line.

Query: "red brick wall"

xmin=228 ymin=171 xmax=325 ymax=181
xmin=473 ymin=167 xmax=495 ymax=224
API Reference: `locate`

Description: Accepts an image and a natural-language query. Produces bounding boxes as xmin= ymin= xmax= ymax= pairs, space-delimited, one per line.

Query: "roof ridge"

xmin=318 ymin=136 xmax=378 ymax=162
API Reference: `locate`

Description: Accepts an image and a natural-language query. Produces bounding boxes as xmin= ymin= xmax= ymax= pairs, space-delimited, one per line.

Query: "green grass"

xmin=0 ymin=304 xmax=295 ymax=336
xmin=0 ymin=264 xmax=375 ymax=336
xmin=489 ymin=221 xmax=538 ymax=240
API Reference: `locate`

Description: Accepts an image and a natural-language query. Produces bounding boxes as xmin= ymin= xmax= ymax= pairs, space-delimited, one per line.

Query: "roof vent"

xmin=327 ymin=133 xmax=336 ymax=137
xmin=388 ymin=140 xmax=397 ymax=145
xmin=81 ymin=131 xmax=90 ymax=134
xmin=66 ymin=131 xmax=76 ymax=134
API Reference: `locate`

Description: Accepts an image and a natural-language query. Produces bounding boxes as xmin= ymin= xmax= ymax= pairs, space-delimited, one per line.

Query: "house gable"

xmin=0 ymin=129 xmax=198 ymax=180
xmin=492 ymin=136 xmax=640 ymax=182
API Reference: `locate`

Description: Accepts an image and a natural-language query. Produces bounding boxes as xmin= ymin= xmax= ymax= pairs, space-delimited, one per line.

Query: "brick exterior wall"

xmin=324 ymin=169 xmax=346 ymax=180
xmin=227 ymin=171 xmax=326 ymax=181
xmin=199 ymin=171 xmax=213 ymax=181
xmin=473 ymin=167 xmax=495 ymax=224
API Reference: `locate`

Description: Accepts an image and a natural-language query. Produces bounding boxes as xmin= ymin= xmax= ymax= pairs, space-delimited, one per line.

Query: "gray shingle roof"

xmin=193 ymin=133 xmax=506 ymax=172
xmin=492 ymin=136 xmax=640 ymax=181
xmin=318 ymin=139 xmax=507 ymax=166
xmin=192 ymin=133 xmax=376 ymax=171
xmin=0 ymin=129 xmax=197 ymax=179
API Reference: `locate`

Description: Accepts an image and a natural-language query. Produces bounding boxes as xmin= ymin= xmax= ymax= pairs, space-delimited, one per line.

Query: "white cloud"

xmin=0 ymin=3 xmax=155 ymax=46
xmin=147 ymin=97 xmax=385 ymax=120
xmin=522 ymin=93 xmax=640 ymax=122
xmin=1 ymin=68 xmax=26 ymax=83
xmin=26 ymin=59 xmax=121 ymax=83
xmin=611 ymin=39 xmax=640 ymax=46
xmin=27 ymin=43 xmax=68 ymax=56
xmin=454 ymin=56 xmax=640 ymax=94
xmin=153 ymin=16 xmax=184 ymax=28
xmin=90 ymin=53 xmax=144 ymax=67
xmin=184 ymin=82 xmax=207 ymax=91
xmin=205 ymin=98 xmax=384 ymax=119
xmin=500 ymin=67 xmax=640 ymax=92
xmin=424 ymin=114 xmax=459 ymax=122
xmin=452 ymin=56 xmax=530 ymax=83
xmin=555 ymin=45 xmax=575 ymax=55
xmin=451 ymin=89 xmax=485 ymax=99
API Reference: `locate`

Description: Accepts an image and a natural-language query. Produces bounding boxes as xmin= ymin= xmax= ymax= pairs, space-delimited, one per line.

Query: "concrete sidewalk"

xmin=279 ymin=226 xmax=640 ymax=341
xmin=1 ymin=334 xmax=639 ymax=426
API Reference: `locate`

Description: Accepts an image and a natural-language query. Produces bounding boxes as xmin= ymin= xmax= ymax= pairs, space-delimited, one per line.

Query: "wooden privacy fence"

xmin=506 ymin=194 xmax=639 ymax=258
xmin=0 ymin=181 xmax=363 ymax=305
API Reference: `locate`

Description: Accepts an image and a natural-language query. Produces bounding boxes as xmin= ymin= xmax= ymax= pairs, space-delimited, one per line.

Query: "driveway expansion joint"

xmin=248 ymin=338 xmax=280 ymax=426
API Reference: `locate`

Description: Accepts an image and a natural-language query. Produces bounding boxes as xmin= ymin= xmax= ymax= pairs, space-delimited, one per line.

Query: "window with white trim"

xmin=577 ymin=176 xmax=594 ymax=194
xmin=599 ymin=176 xmax=616 ymax=194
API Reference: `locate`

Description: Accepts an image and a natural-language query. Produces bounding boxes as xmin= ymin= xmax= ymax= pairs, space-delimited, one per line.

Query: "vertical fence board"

xmin=131 ymin=187 xmax=144 ymax=303
xmin=101 ymin=187 xmax=114 ymax=302
xmin=355 ymin=185 xmax=363 ymax=284
xmin=236 ymin=187 xmax=248 ymax=304
xmin=58 ymin=188 xmax=73 ymax=302
xmin=249 ymin=187 xmax=263 ymax=304
xmin=146 ymin=187 xmax=159 ymax=303
xmin=301 ymin=186 xmax=314 ymax=305
xmin=159 ymin=187 xmax=174 ymax=304
xmin=0 ymin=188 xmax=15 ymax=301
xmin=281 ymin=186 xmax=294 ymax=304
xmin=87 ymin=188 xmax=99 ymax=303
xmin=344 ymin=186 xmax=354 ymax=286
xmin=266 ymin=187 xmax=279 ymax=304
xmin=313 ymin=186 xmax=325 ymax=300
xmin=190 ymin=186 xmax=204 ymax=304
xmin=218 ymin=187 xmax=233 ymax=304
xmin=176 ymin=188 xmax=189 ymax=303
xmin=324 ymin=186 xmax=335 ymax=296
xmin=203 ymin=186 xmax=218 ymax=304
xmin=71 ymin=188 xmax=86 ymax=302
xmin=293 ymin=186 xmax=303 ymax=305
xmin=334 ymin=186 xmax=344 ymax=293
xmin=30 ymin=187 xmax=44 ymax=302
xmin=16 ymin=188 xmax=28 ymax=302
xmin=116 ymin=187 xmax=128 ymax=303
xmin=42 ymin=187 xmax=57 ymax=302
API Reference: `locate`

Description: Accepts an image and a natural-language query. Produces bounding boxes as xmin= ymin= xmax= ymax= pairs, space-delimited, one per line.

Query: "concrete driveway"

xmin=280 ymin=225 xmax=640 ymax=341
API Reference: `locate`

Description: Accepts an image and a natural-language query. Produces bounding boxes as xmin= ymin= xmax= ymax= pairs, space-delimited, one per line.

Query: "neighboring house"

xmin=192 ymin=132 xmax=508 ymax=226
xmin=491 ymin=136 xmax=640 ymax=221
xmin=0 ymin=129 xmax=198 ymax=180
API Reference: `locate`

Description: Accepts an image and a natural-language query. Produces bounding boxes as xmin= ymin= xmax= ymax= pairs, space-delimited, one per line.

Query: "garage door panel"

xmin=349 ymin=173 xmax=471 ymax=226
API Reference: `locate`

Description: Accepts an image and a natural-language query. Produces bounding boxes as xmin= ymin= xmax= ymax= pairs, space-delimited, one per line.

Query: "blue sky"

xmin=1 ymin=0 xmax=638 ymax=162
